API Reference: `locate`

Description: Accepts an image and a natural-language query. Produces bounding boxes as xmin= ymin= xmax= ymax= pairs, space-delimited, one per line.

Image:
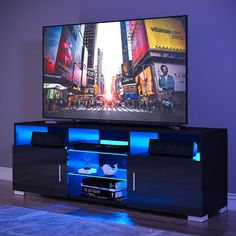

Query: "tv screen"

xmin=43 ymin=15 xmax=187 ymax=125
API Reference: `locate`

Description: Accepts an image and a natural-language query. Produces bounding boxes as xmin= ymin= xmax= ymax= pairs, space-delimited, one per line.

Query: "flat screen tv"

xmin=43 ymin=15 xmax=187 ymax=126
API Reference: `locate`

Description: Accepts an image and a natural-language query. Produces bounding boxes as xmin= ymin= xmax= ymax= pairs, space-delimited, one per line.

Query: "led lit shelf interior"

xmin=68 ymin=169 xmax=127 ymax=181
xmin=67 ymin=148 xmax=128 ymax=181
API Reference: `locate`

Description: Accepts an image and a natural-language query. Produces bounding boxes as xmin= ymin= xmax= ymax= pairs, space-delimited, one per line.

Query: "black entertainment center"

xmin=12 ymin=14 xmax=228 ymax=222
xmin=13 ymin=121 xmax=227 ymax=222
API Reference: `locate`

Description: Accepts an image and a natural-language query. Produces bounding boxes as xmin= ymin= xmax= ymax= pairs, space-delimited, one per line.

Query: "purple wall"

xmin=0 ymin=0 xmax=235 ymax=193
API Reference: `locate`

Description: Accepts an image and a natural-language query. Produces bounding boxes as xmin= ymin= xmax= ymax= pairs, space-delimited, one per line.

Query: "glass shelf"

xmin=68 ymin=168 xmax=127 ymax=181
xmin=68 ymin=148 xmax=128 ymax=156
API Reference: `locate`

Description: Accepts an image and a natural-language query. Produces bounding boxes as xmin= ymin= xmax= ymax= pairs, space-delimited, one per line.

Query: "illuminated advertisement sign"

xmin=135 ymin=66 xmax=154 ymax=96
xmin=87 ymin=68 xmax=95 ymax=86
xmin=75 ymin=26 xmax=84 ymax=67
xmin=154 ymin=63 xmax=186 ymax=92
xmin=55 ymin=27 xmax=78 ymax=81
xmin=81 ymin=46 xmax=88 ymax=87
xmin=73 ymin=63 xmax=82 ymax=86
xmin=131 ymin=20 xmax=149 ymax=66
xmin=122 ymin=77 xmax=135 ymax=86
xmin=43 ymin=27 xmax=62 ymax=74
xmin=122 ymin=60 xmax=133 ymax=77
xmin=123 ymin=85 xmax=138 ymax=99
xmin=145 ymin=18 xmax=186 ymax=52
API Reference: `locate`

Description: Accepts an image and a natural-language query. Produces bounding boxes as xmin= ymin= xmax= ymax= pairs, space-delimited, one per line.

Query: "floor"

xmin=0 ymin=180 xmax=236 ymax=236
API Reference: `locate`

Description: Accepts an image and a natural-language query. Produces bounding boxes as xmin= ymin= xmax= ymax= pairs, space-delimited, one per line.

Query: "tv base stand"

xmin=167 ymin=125 xmax=182 ymax=130
xmin=218 ymin=206 xmax=228 ymax=214
xmin=44 ymin=120 xmax=58 ymax=124
xmin=187 ymin=215 xmax=208 ymax=223
xmin=13 ymin=190 xmax=25 ymax=196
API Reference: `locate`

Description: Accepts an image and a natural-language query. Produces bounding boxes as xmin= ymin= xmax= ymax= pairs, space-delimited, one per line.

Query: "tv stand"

xmin=167 ymin=125 xmax=182 ymax=130
xmin=12 ymin=121 xmax=227 ymax=221
xmin=71 ymin=119 xmax=82 ymax=123
xmin=44 ymin=120 xmax=58 ymax=124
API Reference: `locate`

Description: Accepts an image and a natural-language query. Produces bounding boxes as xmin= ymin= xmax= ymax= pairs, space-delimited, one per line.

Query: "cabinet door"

xmin=127 ymin=155 xmax=202 ymax=215
xmin=13 ymin=146 xmax=67 ymax=197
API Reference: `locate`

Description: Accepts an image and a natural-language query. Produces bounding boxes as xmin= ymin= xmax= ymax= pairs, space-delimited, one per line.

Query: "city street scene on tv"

xmin=43 ymin=16 xmax=187 ymax=124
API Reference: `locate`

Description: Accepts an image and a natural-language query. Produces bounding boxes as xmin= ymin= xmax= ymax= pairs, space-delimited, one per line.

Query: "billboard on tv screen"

xmin=43 ymin=15 xmax=187 ymax=125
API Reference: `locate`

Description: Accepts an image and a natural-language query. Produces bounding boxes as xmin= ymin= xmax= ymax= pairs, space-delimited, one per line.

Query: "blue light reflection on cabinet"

xmin=193 ymin=141 xmax=197 ymax=156
xmin=68 ymin=128 xmax=99 ymax=143
xmin=193 ymin=152 xmax=201 ymax=162
xmin=73 ymin=211 xmax=134 ymax=225
xmin=192 ymin=142 xmax=200 ymax=161
xmin=130 ymin=131 xmax=158 ymax=155
xmin=15 ymin=125 xmax=48 ymax=145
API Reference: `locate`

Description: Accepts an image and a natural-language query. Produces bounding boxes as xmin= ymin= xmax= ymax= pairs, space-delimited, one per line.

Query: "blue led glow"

xmin=93 ymin=211 xmax=134 ymax=225
xmin=100 ymin=140 xmax=128 ymax=146
xmin=68 ymin=128 xmax=99 ymax=143
xmin=67 ymin=149 xmax=127 ymax=156
xmin=68 ymin=211 xmax=134 ymax=225
xmin=15 ymin=125 xmax=48 ymax=145
xmin=130 ymin=131 xmax=158 ymax=155
xmin=67 ymin=150 xmax=100 ymax=173
xmin=192 ymin=142 xmax=200 ymax=161
xmin=69 ymin=173 xmax=127 ymax=182
xmin=193 ymin=152 xmax=201 ymax=161
xmin=193 ymin=142 xmax=198 ymax=156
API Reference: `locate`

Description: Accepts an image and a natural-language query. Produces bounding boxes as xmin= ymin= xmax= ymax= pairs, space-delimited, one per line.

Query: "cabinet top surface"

xmin=14 ymin=120 xmax=227 ymax=135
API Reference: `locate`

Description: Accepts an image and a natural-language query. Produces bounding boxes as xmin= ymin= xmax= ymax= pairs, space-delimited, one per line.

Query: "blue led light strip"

xmin=68 ymin=128 xmax=99 ymax=143
xmin=193 ymin=152 xmax=201 ymax=162
xmin=192 ymin=142 xmax=200 ymax=161
xmin=67 ymin=149 xmax=128 ymax=156
xmin=15 ymin=125 xmax=48 ymax=145
xmin=130 ymin=131 xmax=158 ymax=155
xmin=100 ymin=140 xmax=128 ymax=146
xmin=68 ymin=173 xmax=127 ymax=182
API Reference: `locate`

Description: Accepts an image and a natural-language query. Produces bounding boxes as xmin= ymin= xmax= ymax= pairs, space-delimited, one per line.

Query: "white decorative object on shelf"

xmin=101 ymin=164 xmax=118 ymax=176
xmin=78 ymin=168 xmax=97 ymax=174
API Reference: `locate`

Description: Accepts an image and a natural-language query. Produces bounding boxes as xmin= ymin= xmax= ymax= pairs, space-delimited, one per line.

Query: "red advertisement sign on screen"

xmin=55 ymin=27 xmax=77 ymax=81
xmin=131 ymin=20 xmax=149 ymax=66
xmin=73 ymin=63 xmax=82 ymax=86
xmin=43 ymin=27 xmax=62 ymax=74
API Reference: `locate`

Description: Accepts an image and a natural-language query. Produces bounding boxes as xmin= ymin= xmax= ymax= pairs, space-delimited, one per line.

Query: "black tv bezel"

xmin=42 ymin=14 xmax=188 ymax=127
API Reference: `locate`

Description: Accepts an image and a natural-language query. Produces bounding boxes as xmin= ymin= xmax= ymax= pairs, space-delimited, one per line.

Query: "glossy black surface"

xmin=128 ymin=155 xmax=202 ymax=215
xmin=13 ymin=146 xmax=67 ymax=197
xmin=13 ymin=121 xmax=228 ymax=218
xmin=127 ymin=129 xmax=227 ymax=217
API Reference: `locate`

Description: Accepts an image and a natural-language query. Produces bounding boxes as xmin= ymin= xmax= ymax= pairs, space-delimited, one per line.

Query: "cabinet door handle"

xmin=58 ymin=164 xmax=61 ymax=182
xmin=132 ymin=172 xmax=136 ymax=191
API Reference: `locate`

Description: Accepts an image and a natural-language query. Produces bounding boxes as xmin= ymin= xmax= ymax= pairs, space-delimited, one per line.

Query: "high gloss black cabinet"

xmin=13 ymin=146 xmax=67 ymax=198
xmin=128 ymin=129 xmax=228 ymax=219
xmin=13 ymin=121 xmax=227 ymax=221
xmin=128 ymin=156 xmax=202 ymax=215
